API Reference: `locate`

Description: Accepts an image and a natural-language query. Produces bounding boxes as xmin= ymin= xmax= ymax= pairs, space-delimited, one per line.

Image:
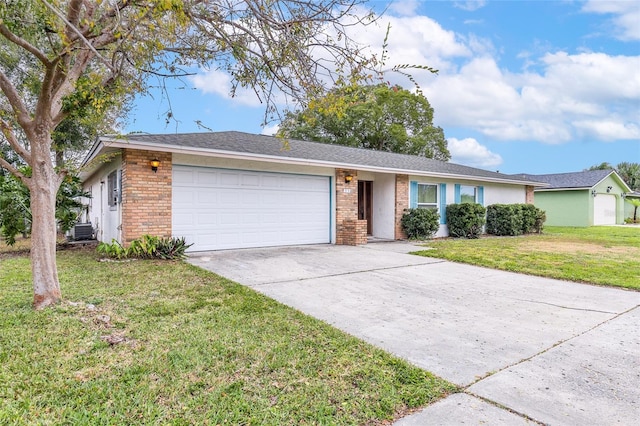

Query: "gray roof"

xmin=515 ymin=169 xmax=614 ymax=190
xmin=97 ymin=131 xmax=540 ymax=185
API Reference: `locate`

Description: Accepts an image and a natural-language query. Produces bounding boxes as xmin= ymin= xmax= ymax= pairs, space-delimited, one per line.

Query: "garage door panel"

xmin=173 ymin=166 xmax=330 ymax=251
xmin=594 ymin=194 xmax=616 ymax=225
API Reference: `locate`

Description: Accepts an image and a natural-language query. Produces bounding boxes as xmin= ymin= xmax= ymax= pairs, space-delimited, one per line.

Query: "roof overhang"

xmin=81 ymin=136 xmax=548 ymax=187
xmin=534 ymin=187 xmax=590 ymax=192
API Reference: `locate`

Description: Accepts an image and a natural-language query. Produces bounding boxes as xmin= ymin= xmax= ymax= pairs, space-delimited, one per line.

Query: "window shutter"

xmin=478 ymin=186 xmax=484 ymax=206
xmin=454 ymin=184 xmax=461 ymax=203
xmin=439 ymin=183 xmax=447 ymax=224
xmin=409 ymin=181 xmax=418 ymax=208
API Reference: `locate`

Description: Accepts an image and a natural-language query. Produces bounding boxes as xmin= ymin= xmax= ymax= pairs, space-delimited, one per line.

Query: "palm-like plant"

xmin=626 ymin=198 xmax=640 ymax=222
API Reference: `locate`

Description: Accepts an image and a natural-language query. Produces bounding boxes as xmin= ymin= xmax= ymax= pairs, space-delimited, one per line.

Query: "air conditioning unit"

xmin=72 ymin=223 xmax=93 ymax=241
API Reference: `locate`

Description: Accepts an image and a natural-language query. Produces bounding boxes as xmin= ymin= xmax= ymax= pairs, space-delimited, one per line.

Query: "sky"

xmin=125 ymin=0 xmax=640 ymax=175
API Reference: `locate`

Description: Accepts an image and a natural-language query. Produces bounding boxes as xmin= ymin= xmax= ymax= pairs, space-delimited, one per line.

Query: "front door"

xmin=358 ymin=180 xmax=373 ymax=235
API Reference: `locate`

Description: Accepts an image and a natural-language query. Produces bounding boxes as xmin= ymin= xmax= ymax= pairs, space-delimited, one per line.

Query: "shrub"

xmin=156 ymin=236 xmax=192 ymax=260
xmin=97 ymin=235 xmax=193 ymax=260
xmin=127 ymin=235 xmax=160 ymax=259
xmin=446 ymin=203 xmax=486 ymax=239
xmin=96 ymin=239 xmax=128 ymax=260
xmin=401 ymin=208 xmax=440 ymax=239
xmin=533 ymin=208 xmax=546 ymax=233
xmin=486 ymin=204 xmax=523 ymax=236
xmin=486 ymin=204 xmax=546 ymax=236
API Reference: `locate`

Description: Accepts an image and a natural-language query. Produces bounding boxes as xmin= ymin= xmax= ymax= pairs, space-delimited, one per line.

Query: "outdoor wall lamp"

xmin=150 ymin=159 xmax=160 ymax=173
xmin=621 ymin=192 xmax=627 ymax=199
xmin=344 ymin=174 xmax=353 ymax=184
xmin=606 ymin=186 xmax=612 ymax=193
xmin=591 ymin=189 xmax=597 ymax=197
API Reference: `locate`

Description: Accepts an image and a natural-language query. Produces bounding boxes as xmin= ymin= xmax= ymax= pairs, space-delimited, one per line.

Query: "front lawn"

xmin=0 ymin=247 xmax=456 ymax=425
xmin=413 ymin=226 xmax=640 ymax=290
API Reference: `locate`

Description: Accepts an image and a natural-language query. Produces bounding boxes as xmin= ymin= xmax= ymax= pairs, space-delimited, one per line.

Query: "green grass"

xmin=413 ymin=226 xmax=640 ymax=290
xmin=0 ymin=247 xmax=456 ymax=425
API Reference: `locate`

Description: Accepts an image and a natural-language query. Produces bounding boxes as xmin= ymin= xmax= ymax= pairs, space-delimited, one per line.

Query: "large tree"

xmin=0 ymin=0 xmax=375 ymax=309
xmin=587 ymin=162 xmax=640 ymax=191
xmin=278 ymin=83 xmax=450 ymax=161
xmin=616 ymin=162 xmax=640 ymax=192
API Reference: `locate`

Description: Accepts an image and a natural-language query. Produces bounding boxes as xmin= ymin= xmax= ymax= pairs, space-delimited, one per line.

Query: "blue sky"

xmin=126 ymin=0 xmax=640 ymax=174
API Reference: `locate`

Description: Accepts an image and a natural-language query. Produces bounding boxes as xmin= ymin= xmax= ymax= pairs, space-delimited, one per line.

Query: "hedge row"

xmin=486 ymin=204 xmax=546 ymax=236
xmin=401 ymin=203 xmax=546 ymax=240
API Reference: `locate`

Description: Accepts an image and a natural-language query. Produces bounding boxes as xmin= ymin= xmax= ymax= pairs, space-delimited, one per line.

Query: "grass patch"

xmin=413 ymin=226 xmax=640 ymax=290
xmin=0 ymin=247 xmax=456 ymax=425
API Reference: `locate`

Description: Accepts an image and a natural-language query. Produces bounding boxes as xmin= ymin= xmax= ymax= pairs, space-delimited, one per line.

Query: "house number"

xmin=343 ymin=188 xmax=352 ymax=193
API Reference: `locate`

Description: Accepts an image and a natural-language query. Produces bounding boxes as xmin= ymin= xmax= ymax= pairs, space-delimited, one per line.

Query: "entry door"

xmin=358 ymin=180 xmax=373 ymax=235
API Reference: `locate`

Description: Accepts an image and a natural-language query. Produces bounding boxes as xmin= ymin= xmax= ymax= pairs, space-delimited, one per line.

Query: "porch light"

xmin=621 ymin=192 xmax=626 ymax=199
xmin=150 ymin=159 xmax=160 ymax=173
xmin=344 ymin=174 xmax=353 ymax=184
xmin=591 ymin=189 xmax=597 ymax=197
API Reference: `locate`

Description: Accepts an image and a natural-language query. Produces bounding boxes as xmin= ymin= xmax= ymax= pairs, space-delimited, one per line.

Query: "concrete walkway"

xmin=188 ymin=242 xmax=640 ymax=425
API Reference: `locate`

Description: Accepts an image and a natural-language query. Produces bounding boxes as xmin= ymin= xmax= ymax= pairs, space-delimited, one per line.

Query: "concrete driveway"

xmin=188 ymin=242 xmax=640 ymax=425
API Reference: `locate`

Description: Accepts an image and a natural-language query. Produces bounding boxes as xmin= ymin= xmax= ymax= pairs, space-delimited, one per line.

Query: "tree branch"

xmin=0 ymin=23 xmax=51 ymax=65
xmin=0 ymin=152 xmax=29 ymax=184
xmin=40 ymin=0 xmax=117 ymax=73
xmin=0 ymin=118 xmax=32 ymax=165
xmin=0 ymin=70 xmax=33 ymax=133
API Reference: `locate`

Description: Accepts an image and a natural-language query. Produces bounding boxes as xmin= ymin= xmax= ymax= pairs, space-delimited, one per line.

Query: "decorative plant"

xmin=97 ymin=235 xmax=193 ymax=260
xmin=401 ymin=208 xmax=440 ymax=239
xmin=625 ymin=198 xmax=640 ymax=223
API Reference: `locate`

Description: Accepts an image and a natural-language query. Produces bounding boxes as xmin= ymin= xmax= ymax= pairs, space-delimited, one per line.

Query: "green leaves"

xmin=278 ymin=83 xmax=450 ymax=161
xmin=0 ymin=171 xmax=89 ymax=245
xmin=97 ymin=235 xmax=193 ymax=260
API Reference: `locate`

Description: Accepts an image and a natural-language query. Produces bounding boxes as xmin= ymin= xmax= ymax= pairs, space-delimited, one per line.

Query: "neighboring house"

xmin=80 ymin=131 xmax=544 ymax=252
xmin=517 ymin=170 xmax=632 ymax=227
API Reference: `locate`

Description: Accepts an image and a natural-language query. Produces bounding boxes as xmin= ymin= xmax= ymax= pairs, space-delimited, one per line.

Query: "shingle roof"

xmin=514 ymin=169 xmax=614 ymax=190
xmin=98 ymin=131 xmax=540 ymax=185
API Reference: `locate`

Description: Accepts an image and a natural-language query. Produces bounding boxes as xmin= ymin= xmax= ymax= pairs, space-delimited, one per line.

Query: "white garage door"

xmin=172 ymin=165 xmax=331 ymax=251
xmin=593 ymin=194 xmax=616 ymax=225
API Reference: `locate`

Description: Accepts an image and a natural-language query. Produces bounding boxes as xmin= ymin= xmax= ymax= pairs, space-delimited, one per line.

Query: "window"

xmin=107 ymin=170 xmax=118 ymax=209
xmin=455 ymin=184 xmax=484 ymax=205
xmin=417 ymin=183 xmax=438 ymax=210
xmin=460 ymin=185 xmax=477 ymax=203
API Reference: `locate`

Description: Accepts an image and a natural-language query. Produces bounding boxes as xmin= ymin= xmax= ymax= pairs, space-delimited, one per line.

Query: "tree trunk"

xmin=29 ymin=138 xmax=62 ymax=310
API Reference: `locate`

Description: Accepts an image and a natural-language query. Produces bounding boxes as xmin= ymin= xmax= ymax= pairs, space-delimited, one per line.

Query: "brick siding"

xmin=121 ymin=149 xmax=172 ymax=245
xmin=335 ymin=168 xmax=367 ymax=245
xmin=525 ymin=185 xmax=535 ymax=204
xmin=394 ymin=174 xmax=409 ymax=239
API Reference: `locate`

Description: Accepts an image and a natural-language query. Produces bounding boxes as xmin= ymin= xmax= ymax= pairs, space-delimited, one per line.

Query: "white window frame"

xmin=417 ymin=183 xmax=438 ymax=210
xmin=107 ymin=170 xmax=118 ymax=210
xmin=459 ymin=185 xmax=478 ymax=204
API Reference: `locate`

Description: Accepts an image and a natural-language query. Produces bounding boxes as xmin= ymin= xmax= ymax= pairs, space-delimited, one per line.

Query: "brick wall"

xmin=121 ymin=149 xmax=172 ymax=245
xmin=395 ymin=174 xmax=409 ymax=239
xmin=525 ymin=185 xmax=535 ymax=204
xmin=335 ymin=168 xmax=367 ymax=245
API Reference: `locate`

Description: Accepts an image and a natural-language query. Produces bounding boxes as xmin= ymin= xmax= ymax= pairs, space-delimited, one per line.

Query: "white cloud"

xmin=261 ymin=124 xmax=279 ymax=136
xmin=573 ymin=119 xmax=640 ymax=141
xmin=185 ymin=3 xmax=639 ymax=148
xmin=448 ymin=137 xmax=503 ymax=169
xmin=388 ymin=0 xmax=420 ymax=17
xmin=188 ymin=70 xmax=264 ymax=107
xmin=344 ymin=9 xmax=640 ymax=146
xmin=582 ymin=0 xmax=640 ymax=41
xmin=453 ymin=1 xmax=487 ymax=12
